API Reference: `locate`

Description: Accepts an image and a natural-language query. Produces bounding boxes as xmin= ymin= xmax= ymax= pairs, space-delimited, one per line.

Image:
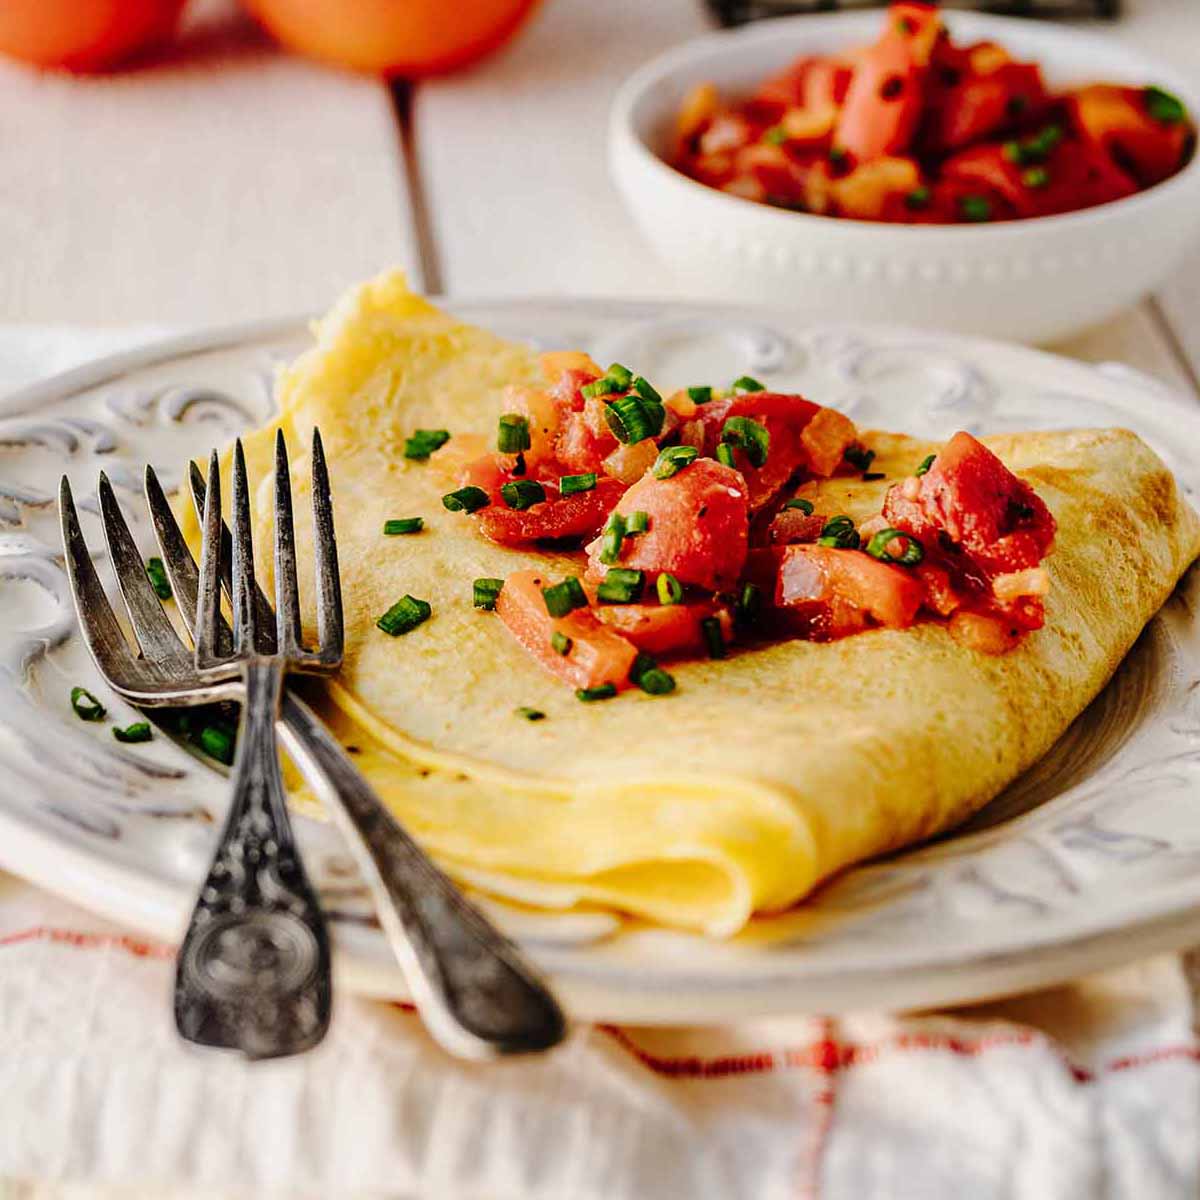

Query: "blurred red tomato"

xmin=242 ymin=0 xmax=542 ymax=77
xmin=0 ymin=0 xmax=186 ymax=72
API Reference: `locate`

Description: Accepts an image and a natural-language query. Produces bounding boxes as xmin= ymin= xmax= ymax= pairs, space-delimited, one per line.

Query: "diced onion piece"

xmin=603 ymin=437 xmax=659 ymax=484
xmin=992 ymin=567 xmax=1050 ymax=601
xmin=781 ymin=103 xmax=838 ymax=141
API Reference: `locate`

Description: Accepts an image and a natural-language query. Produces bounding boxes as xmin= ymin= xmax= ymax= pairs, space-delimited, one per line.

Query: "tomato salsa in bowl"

xmin=670 ymin=3 xmax=1193 ymax=226
xmin=609 ymin=8 xmax=1200 ymax=341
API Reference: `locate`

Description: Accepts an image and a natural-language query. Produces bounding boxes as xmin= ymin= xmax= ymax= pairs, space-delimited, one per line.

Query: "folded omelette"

xmin=180 ymin=271 xmax=1200 ymax=937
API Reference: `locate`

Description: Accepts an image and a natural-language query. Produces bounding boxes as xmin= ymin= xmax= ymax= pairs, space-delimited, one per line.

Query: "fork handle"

xmin=175 ymin=661 xmax=332 ymax=1059
xmin=277 ymin=691 xmax=567 ymax=1059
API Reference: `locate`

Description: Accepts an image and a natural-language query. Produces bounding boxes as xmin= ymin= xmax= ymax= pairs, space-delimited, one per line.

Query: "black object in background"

xmin=706 ymin=1 xmax=1119 ymax=26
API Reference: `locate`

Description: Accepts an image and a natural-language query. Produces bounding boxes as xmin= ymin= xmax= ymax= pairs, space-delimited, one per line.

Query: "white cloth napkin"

xmin=1 ymin=329 xmax=1198 ymax=1200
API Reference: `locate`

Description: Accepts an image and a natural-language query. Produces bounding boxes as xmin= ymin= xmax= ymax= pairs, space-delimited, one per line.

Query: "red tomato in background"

xmin=242 ymin=0 xmax=542 ymax=77
xmin=0 ymin=0 xmax=186 ymax=72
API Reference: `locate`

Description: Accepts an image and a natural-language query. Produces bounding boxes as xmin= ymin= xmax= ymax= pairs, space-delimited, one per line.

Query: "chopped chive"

xmin=559 ymin=472 xmax=597 ymax=495
xmin=657 ymin=572 xmax=684 ymax=605
xmin=626 ymin=510 xmax=650 ymax=536
xmin=866 ymin=528 xmax=925 ymax=566
xmin=818 ymin=515 xmax=860 ymax=550
xmin=784 ymin=497 xmax=814 ymax=514
xmin=720 ymin=415 xmax=770 ymax=468
xmin=442 ymin=486 xmax=490 ymax=513
xmin=1144 ymin=85 xmax=1186 ymax=125
xmin=581 ymin=376 xmax=621 ymax=400
xmin=404 ymin=429 xmax=451 ymax=460
xmin=632 ymin=653 xmax=676 ymax=695
xmin=632 ymin=376 xmax=662 ymax=405
xmin=497 ymin=413 xmax=532 ymax=454
xmin=515 ymin=706 xmax=546 ymax=721
xmin=500 ymin=479 xmax=546 ymax=510
xmin=763 ymin=124 xmax=788 ymax=146
xmin=1002 ymin=139 xmax=1024 ymax=164
xmin=599 ymin=512 xmax=626 ymax=565
xmin=146 ymin=557 xmax=172 ymax=600
xmin=915 ymin=453 xmax=936 ymax=477
xmin=70 ymin=686 xmax=106 ymax=722
xmin=959 ymin=195 xmax=992 ymax=223
xmin=1021 ymin=166 xmax=1050 ymax=189
xmin=606 ymin=362 xmax=634 ymax=389
xmin=653 ymin=444 xmax=698 ymax=479
xmin=604 ymin=393 xmax=661 ymax=444
xmin=113 ymin=721 xmax=152 ymax=744
xmin=576 ymin=683 xmax=617 ymax=702
xmin=597 ymin=567 xmax=645 ymax=604
xmin=542 ymin=576 xmax=587 ymax=618
xmin=863 ymin=471 xmax=886 ymax=482
xmin=198 ymin=723 xmax=235 ymax=765
xmin=844 ymin=445 xmax=876 ymax=472
xmin=551 ymin=631 xmax=573 ymax=656
xmin=731 ymin=376 xmax=765 ymax=393
xmin=687 ymin=385 xmax=713 ymax=403
xmin=905 ymin=186 xmax=931 ymax=211
xmin=377 ymin=595 xmax=432 ymax=636
xmin=701 ymin=616 xmax=726 ymax=660
xmin=735 ymin=582 xmax=762 ymax=628
xmin=716 ymin=442 xmax=736 ymax=469
xmin=473 ymin=577 xmax=504 ymax=610
xmin=384 ymin=517 xmax=424 ymax=536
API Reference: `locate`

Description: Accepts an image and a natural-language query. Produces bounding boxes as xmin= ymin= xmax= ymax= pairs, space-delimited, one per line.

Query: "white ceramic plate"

xmin=2 ymin=297 xmax=1200 ymax=1025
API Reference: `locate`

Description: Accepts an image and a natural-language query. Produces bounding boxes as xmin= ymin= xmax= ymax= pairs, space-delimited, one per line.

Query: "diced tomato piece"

xmin=595 ymin=599 xmax=733 ymax=657
xmin=882 ymin=431 xmax=1056 ymax=576
xmin=1018 ymin=137 xmax=1137 ymax=217
xmin=756 ymin=55 xmax=852 ymax=112
xmin=1067 ymin=84 xmax=1194 ymax=188
xmin=914 ymin=562 xmax=960 ymax=617
xmin=948 ymin=609 xmax=1022 ymax=655
xmin=602 ymin=437 xmax=659 ymax=485
xmin=767 ymin=505 xmax=825 ymax=544
xmin=476 ymin=476 xmax=626 ymax=547
xmin=457 ymin=451 xmax=512 ymax=496
xmin=586 ymin=457 xmax=749 ymax=592
xmin=544 ymin=365 xmax=600 ymax=416
xmin=775 ymin=544 xmax=924 ymax=637
xmin=556 ymin=404 xmax=618 ymax=473
xmin=504 ymin=385 xmax=560 ymax=469
xmin=694 ymin=391 xmax=825 ymax=510
xmin=941 ymin=143 xmax=1040 ymax=218
xmin=925 ymin=61 xmax=1047 ymax=154
xmin=496 ymin=570 xmax=637 ymax=691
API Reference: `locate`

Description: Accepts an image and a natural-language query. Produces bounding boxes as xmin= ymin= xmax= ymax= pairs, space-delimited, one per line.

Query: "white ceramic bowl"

xmin=609 ymin=11 xmax=1200 ymax=344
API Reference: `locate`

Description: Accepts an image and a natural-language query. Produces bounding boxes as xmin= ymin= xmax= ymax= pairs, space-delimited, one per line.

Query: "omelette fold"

xmin=181 ymin=271 xmax=1200 ymax=937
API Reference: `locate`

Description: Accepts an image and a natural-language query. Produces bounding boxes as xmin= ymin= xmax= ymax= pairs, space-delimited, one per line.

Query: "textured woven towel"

xmin=1 ymin=330 xmax=1198 ymax=1200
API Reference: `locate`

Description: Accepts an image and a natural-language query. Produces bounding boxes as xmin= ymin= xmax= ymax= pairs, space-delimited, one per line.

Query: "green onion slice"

xmin=731 ymin=375 xmax=765 ymax=394
xmin=915 ymin=453 xmax=936 ymax=477
xmin=604 ymin=394 xmax=654 ymax=444
xmin=404 ymin=429 xmax=451 ymax=460
xmin=146 ymin=557 xmax=172 ymax=600
xmin=1144 ymin=85 xmax=1186 ymax=125
xmin=905 ymin=186 xmax=931 ymax=211
xmin=656 ymin=572 xmax=684 ymax=605
xmin=959 ymin=195 xmax=993 ymax=223
xmin=597 ymin=567 xmax=645 ymax=604
xmin=599 ymin=512 xmax=626 ymax=565
xmin=715 ymin=443 xmax=736 ymax=469
xmin=542 ymin=576 xmax=588 ymax=618
xmin=631 ymin=653 xmax=676 ymax=695
xmin=687 ymin=385 xmax=713 ymax=404
xmin=473 ymin=577 xmax=504 ymax=610
xmin=581 ymin=376 xmax=621 ymax=400
xmin=442 ymin=486 xmax=490 ymax=513
xmin=632 ymin=376 xmax=663 ymax=405
xmin=377 ymin=595 xmax=432 ymax=636
xmin=866 ymin=528 xmax=925 ymax=566
xmin=784 ymin=497 xmax=814 ymax=514
xmin=1021 ymin=166 xmax=1049 ymax=189
xmin=551 ymin=631 xmax=572 ymax=656
xmin=720 ymin=415 xmax=770 ymax=468
xmin=500 ymin=479 xmax=546 ymax=510
xmin=70 ymin=686 xmax=106 ymax=722
xmin=606 ymin=362 xmax=634 ymax=389
xmin=515 ymin=706 xmax=546 ymax=721
xmin=576 ymin=683 xmax=617 ymax=702
xmin=384 ymin=517 xmax=424 ymax=535
xmin=497 ymin=413 xmax=532 ymax=454
xmin=559 ymin=472 xmax=597 ymax=495
xmin=113 ymin=721 xmax=152 ymax=744
xmin=735 ymin=582 xmax=762 ymax=627
xmin=818 ymin=515 xmax=861 ymax=550
xmin=653 ymin=444 xmax=698 ymax=479
xmin=701 ymin=616 xmax=726 ymax=660
xmin=626 ymin=510 xmax=649 ymax=536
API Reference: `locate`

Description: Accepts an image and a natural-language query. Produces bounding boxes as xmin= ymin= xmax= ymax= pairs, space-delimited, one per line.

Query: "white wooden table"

xmin=1 ymin=0 xmax=1197 ymax=399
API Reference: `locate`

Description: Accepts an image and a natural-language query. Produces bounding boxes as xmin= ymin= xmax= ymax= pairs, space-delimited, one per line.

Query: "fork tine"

xmin=310 ymin=428 xmax=343 ymax=664
xmin=144 ymin=465 xmax=233 ymax=658
xmin=189 ymin=459 xmax=277 ymax=653
xmin=273 ymin=430 xmax=303 ymax=656
xmin=230 ymin=439 xmax=259 ymax=656
xmin=58 ymin=476 xmax=142 ymax=685
xmin=97 ymin=472 xmax=186 ymax=664
xmin=195 ymin=451 xmax=225 ymax=667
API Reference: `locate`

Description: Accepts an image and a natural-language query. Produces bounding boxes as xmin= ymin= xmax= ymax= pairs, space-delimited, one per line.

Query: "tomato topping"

xmin=586 ymin=457 xmax=749 ymax=592
xmin=496 ymin=570 xmax=638 ymax=691
xmin=774 ymin=544 xmax=925 ymax=637
xmin=595 ymin=599 xmax=733 ymax=657
xmin=768 ymin=505 xmax=825 ymax=545
xmin=476 ymin=476 xmax=626 ymax=547
xmin=883 ymin=432 xmax=1056 ymax=577
xmin=556 ymin=404 xmax=619 ymax=474
xmin=924 ymin=60 xmax=1047 ymax=154
xmin=1068 ymin=84 xmax=1195 ymax=188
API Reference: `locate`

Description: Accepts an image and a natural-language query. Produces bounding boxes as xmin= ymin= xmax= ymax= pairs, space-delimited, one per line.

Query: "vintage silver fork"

xmin=59 ymin=429 xmax=566 ymax=1060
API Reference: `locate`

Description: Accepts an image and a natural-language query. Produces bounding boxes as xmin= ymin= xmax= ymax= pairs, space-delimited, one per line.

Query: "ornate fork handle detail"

xmin=278 ymin=691 xmax=566 ymax=1058
xmin=175 ymin=662 xmax=332 ymax=1059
